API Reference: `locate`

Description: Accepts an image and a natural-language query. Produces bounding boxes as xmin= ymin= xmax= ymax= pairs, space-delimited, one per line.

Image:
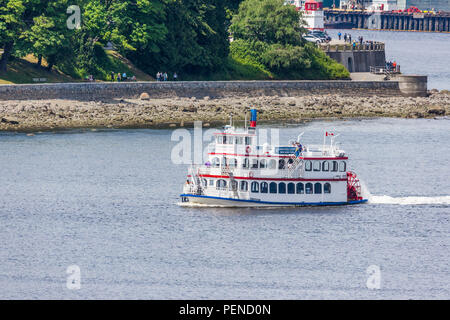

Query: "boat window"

xmin=251 ymin=181 xmax=259 ymax=193
xmin=279 ymin=182 xmax=286 ymax=194
xmin=230 ymin=180 xmax=238 ymax=191
xmin=222 ymin=135 xmax=227 ymax=144
xmin=226 ymin=136 xmax=234 ymax=144
xmin=222 ymin=157 xmax=228 ymax=167
xmin=242 ymin=157 xmax=249 ymax=169
xmin=217 ymin=136 xmax=223 ymax=144
xmin=322 ymin=161 xmax=329 ymax=171
xmin=314 ymin=182 xmax=322 ymax=194
xmin=245 ymin=136 xmax=252 ymax=145
xmin=324 ymin=183 xmax=331 ymax=194
xmin=260 ymin=159 xmax=267 ymax=169
xmin=251 ymin=159 xmax=259 ymax=169
xmin=235 ymin=136 xmax=243 ymax=144
xmin=269 ymin=159 xmax=277 ymax=169
xmin=229 ymin=158 xmax=237 ymax=168
xmin=339 ymin=161 xmax=346 ymax=172
xmin=240 ymin=181 xmax=248 ymax=191
xmin=216 ymin=179 xmax=227 ymax=189
xmin=202 ymin=179 xmax=207 ymax=187
xmin=260 ymin=182 xmax=268 ymax=193
xmin=212 ymin=157 xmax=220 ymax=167
xmin=288 ymin=183 xmax=295 ymax=194
xmin=209 ymin=179 xmax=214 ymax=186
xmin=269 ymin=182 xmax=277 ymax=194
xmin=332 ymin=161 xmax=338 ymax=172
xmin=305 ymin=183 xmax=313 ymax=194
xmin=287 ymin=158 xmax=294 ymax=165
xmin=296 ymin=183 xmax=304 ymax=194
xmin=313 ymin=161 xmax=321 ymax=171
xmin=279 ymin=159 xmax=286 ymax=170
xmin=305 ymin=161 xmax=312 ymax=171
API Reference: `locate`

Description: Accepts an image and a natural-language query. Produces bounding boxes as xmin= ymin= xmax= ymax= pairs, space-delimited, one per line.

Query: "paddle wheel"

xmin=347 ymin=171 xmax=362 ymax=201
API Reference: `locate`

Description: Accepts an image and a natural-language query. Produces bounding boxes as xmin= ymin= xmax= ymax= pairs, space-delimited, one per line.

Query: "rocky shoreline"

xmin=0 ymin=91 xmax=448 ymax=131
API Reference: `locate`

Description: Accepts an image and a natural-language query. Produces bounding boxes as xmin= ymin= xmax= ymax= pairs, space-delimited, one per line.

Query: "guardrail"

xmin=370 ymin=66 xmax=401 ymax=75
xmin=321 ymin=42 xmax=385 ymax=52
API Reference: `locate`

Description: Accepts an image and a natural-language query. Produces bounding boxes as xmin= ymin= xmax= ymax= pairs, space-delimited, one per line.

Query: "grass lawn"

xmin=0 ymin=51 xmax=154 ymax=84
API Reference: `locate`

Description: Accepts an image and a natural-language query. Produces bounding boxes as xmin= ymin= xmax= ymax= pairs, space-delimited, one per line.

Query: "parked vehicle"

xmin=310 ymin=31 xmax=331 ymax=42
xmin=303 ymin=34 xmax=323 ymax=45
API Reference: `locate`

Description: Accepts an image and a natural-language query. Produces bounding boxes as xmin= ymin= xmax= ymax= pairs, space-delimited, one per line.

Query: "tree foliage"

xmin=230 ymin=0 xmax=306 ymax=45
xmin=229 ymin=0 xmax=348 ymax=79
xmin=0 ymin=0 xmax=348 ymax=80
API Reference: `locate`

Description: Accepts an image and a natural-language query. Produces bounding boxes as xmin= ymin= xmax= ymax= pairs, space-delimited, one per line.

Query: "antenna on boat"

xmin=330 ymin=133 xmax=340 ymax=149
xmin=297 ymin=132 xmax=304 ymax=143
xmin=244 ymin=112 xmax=247 ymax=131
xmin=229 ymin=113 xmax=233 ymax=127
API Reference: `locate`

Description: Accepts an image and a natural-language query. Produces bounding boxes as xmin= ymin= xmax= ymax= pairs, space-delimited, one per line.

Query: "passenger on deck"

xmin=294 ymin=143 xmax=303 ymax=158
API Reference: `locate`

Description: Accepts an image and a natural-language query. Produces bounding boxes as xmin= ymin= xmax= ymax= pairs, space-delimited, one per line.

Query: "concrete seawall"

xmin=0 ymin=80 xmax=403 ymax=101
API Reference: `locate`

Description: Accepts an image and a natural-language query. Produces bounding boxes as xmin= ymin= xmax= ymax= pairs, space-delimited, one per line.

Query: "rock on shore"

xmin=0 ymin=92 xmax=449 ymax=131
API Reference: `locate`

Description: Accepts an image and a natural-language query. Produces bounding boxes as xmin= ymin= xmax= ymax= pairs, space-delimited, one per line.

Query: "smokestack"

xmin=250 ymin=109 xmax=257 ymax=128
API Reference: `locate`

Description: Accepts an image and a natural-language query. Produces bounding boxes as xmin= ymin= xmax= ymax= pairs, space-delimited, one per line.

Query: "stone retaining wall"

xmin=0 ymin=80 xmax=402 ymax=101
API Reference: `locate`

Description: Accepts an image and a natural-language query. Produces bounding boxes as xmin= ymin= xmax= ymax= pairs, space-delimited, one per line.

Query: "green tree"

xmin=230 ymin=0 xmax=307 ymax=46
xmin=229 ymin=0 xmax=348 ymax=79
xmin=75 ymin=0 xmax=166 ymax=75
xmin=131 ymin=0 xmax=230 ymax=76
xmin=19 ymin=0 xmax=72 ymax=70
xmin=0 ymin=0 xmax=26 ymax=72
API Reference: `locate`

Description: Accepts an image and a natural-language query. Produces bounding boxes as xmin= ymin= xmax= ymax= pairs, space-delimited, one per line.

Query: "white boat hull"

xmin=179 ymin=194 xmax=367 ymax=208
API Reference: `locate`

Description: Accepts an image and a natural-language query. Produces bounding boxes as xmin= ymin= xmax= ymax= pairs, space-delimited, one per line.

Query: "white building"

xmin=371 ymin=0 xmax=398 ymax=10
xmin=286 ymin=0 xmax=324 ymax=31
xmin=303 ymin=0 xmax=325 ymax=30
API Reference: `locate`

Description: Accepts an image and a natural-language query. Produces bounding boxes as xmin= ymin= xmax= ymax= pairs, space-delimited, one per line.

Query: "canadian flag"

xmin=326 ymin=132 xmax=334 ymax=136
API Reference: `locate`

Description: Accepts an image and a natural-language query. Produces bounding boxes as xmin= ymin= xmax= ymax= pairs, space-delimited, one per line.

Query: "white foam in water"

xmin=369 ymin=195 xmax=450 ymax=205
xmin=359 ymin=178 xmax=450 ymax=205
xmin=359 ymin=177 xmax=372 ymax=200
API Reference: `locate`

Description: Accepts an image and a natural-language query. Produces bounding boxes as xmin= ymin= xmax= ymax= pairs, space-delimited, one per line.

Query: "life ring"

xmin=246 ymin=146 xmax=251 ymax=154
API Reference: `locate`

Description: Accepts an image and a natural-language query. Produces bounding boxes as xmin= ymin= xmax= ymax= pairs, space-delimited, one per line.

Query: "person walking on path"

xmin=173 ymin=72 xmax=178 ymax=81
xmin=164 ymin=72 xmax=168 ymax=81
xmin=338 ymin=32 xmax=342 ymax=40
xmin=344 ymin=33 xmax=347 ymax=42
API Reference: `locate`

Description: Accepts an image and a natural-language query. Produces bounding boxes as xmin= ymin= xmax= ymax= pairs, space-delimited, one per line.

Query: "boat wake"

xmin=369 ymin=195 xmax=450 ymax=205
xmin=359 ymin=178 xmax=450 ymax=205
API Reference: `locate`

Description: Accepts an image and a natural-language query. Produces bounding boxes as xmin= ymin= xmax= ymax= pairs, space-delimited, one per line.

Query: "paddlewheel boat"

xmin=179 ymin=109 xmax=367 ymax=207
